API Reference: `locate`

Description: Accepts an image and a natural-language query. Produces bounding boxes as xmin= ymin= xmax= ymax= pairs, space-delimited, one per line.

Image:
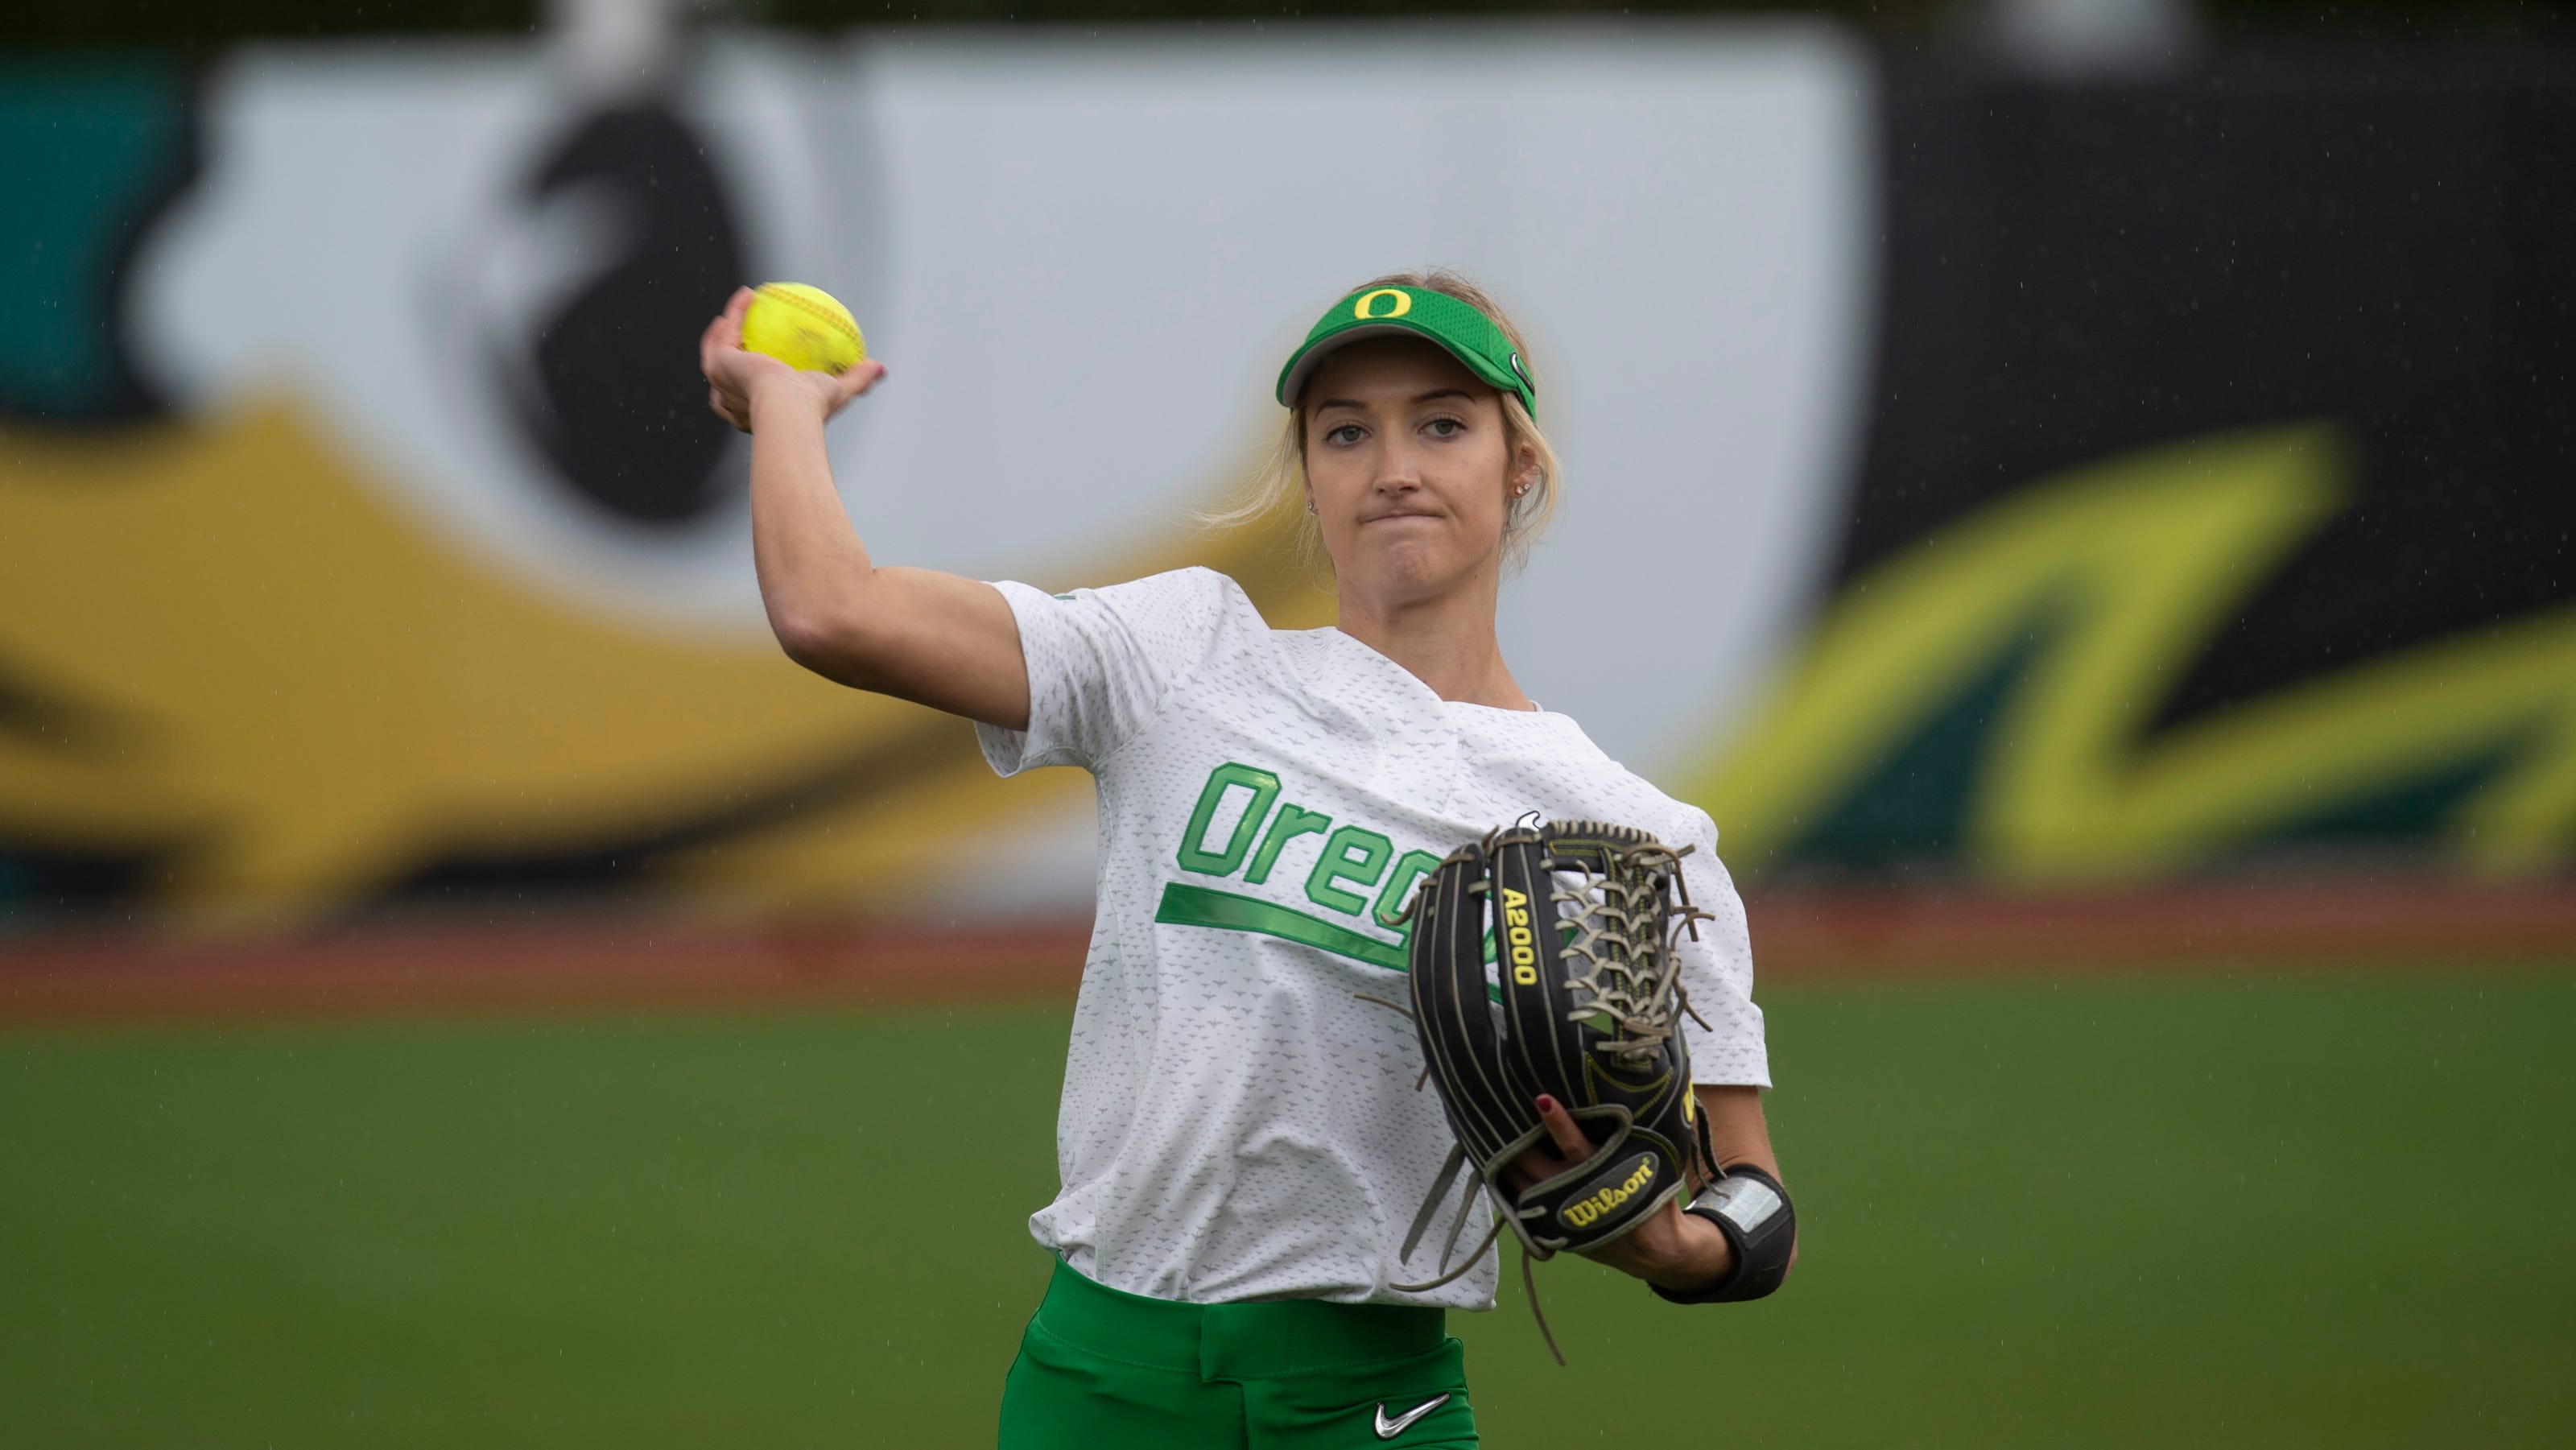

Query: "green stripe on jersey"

xmin=1154 ymin=882 xmax=1502 ymax=1002
xmin=1157 ymin=882 xmax=1406 ymax=970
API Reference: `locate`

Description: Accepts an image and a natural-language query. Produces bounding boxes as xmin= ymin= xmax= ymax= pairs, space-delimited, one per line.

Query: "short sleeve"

xmin=975 ymin=567 xmax=1250 ymax=776
xmin=1673 ymin=807 xmax=1771 ymax=1089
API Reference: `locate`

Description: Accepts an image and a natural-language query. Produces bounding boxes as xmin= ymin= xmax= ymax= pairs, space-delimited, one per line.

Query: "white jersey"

xmin=976 ymin=567 xmax=1769 ymax=1309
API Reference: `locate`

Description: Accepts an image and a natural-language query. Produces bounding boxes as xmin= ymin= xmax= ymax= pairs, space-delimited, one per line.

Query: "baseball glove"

xmin=1375 ymin=817 xmax=1714 ymax=1360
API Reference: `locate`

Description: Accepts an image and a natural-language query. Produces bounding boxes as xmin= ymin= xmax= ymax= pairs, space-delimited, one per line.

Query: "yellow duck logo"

xmin=0 ymin=399 xmax=1329 ymax=927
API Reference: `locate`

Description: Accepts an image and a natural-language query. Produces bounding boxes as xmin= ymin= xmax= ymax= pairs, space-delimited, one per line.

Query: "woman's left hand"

xmin=1504 ymin=1094 xmax=1736 ymax=1294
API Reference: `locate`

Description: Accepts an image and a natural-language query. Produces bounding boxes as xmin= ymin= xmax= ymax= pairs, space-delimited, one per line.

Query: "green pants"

xmin=997 ymin=1259 xmax=1478 ymax=1448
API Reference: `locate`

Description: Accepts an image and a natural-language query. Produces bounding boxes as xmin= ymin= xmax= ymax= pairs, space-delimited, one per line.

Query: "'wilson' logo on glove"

xmin=1558 ymin=1155 xmax=1657 ymax=1231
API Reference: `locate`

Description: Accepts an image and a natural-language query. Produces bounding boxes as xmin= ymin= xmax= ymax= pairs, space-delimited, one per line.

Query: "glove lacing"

xmin=1548 ymin=826 xmax=1715 ymax=1066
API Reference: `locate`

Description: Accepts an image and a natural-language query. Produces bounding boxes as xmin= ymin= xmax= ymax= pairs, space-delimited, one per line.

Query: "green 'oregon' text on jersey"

xmin=976 ymin=568 xmax=1769 ymax=1310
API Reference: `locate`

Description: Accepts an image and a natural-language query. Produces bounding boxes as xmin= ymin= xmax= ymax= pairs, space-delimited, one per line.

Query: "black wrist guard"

xmin=1652 ymin=1164 xmax=1795 ymax=1304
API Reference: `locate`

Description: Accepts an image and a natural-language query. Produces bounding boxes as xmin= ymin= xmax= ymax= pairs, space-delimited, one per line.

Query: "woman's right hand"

xmin=699 ymin=285 xmax=887 ymax=432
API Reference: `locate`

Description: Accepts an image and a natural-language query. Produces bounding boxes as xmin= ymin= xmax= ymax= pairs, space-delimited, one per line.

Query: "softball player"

xmin=699 ymin=271 xmax=1792 ymax=1448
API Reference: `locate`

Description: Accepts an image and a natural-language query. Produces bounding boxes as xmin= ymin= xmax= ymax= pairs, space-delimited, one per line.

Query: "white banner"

xmin=64 ymin=24 xmax=1873 ymax=918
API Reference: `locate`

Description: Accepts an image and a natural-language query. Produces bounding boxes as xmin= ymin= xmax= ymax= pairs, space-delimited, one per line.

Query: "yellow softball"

xmin=739 ymin=282 xmax=865 ymax=375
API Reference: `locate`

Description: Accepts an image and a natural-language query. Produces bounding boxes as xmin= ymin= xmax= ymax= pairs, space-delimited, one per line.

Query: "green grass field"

xmin=4 ymin=971 xmax=2571 ymax=1448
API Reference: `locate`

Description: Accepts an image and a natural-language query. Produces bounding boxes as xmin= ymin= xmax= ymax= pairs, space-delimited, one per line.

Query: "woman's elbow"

xmin=768 ymin=602 xmax=874 ymax=682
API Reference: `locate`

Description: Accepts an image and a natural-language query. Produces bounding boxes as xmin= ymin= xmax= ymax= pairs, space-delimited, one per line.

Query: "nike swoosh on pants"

xmin=1373 ymin=1393 xmax=1451 ymax=1440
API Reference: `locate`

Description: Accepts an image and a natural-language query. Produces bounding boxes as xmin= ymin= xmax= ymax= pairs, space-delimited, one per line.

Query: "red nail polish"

xmin=1536 ymin=1095 xmax=1558 ymax=1113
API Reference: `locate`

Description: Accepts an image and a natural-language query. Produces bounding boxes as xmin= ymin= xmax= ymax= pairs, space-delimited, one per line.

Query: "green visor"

xmin=1274 ymin=285 xmax=1536 ymax=419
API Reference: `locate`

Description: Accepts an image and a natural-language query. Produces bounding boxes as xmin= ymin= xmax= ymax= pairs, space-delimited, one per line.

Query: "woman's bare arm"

xmin=700 ymin=288 xmax=1030 ymax=729
xmin=1695 ymin=1084 xmax=1785 ymax=1187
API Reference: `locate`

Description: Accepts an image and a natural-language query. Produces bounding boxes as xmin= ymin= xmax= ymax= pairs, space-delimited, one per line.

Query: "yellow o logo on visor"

xmin=1352 ymin=288 xmax=1414 ymax=320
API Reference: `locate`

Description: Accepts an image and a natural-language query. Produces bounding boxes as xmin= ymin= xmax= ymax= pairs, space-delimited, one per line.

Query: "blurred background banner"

xmin=2 ymin=16 xmax=2571 ymax=936
xmin=1699 ymin=60 xmax=2576 ymax=887
xmin=1 ymin=25 xmax=1871 ymax=930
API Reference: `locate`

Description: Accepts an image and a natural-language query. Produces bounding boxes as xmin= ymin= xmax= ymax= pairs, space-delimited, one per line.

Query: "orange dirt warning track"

xmin=2 ymin=878 xmax=2571 ymax=1027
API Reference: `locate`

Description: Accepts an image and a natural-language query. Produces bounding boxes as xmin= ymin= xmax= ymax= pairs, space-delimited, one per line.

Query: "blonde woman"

xmin=699 ymin=271 xmax=1790 ymax=1448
